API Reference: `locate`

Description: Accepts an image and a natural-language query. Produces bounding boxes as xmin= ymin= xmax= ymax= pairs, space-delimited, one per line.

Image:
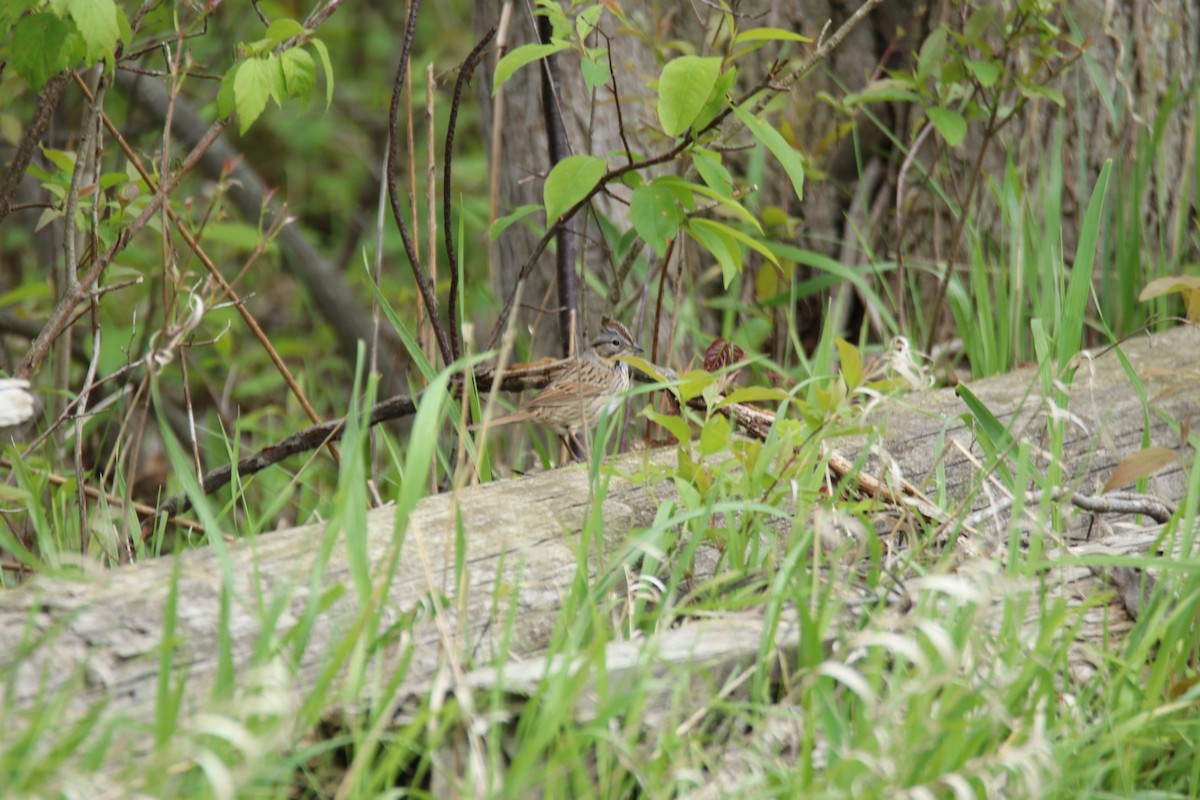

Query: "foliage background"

xmin=0 ymin=0 xmax=1198 ymax=796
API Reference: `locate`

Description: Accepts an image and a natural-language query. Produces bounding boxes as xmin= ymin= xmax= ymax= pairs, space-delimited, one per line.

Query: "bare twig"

xmin=486 ymin=0 xmax=516 ymax=293
xmin=0 ymin=73 xmax=69 ymax=225
xmin=386 ymin=0 xmax=453 ymax=366
xmin=405 ymin=28 xmax=422 ymax=364
xmin=758 ymin=0 xmax=887 ymax=106
xmin=965 ymin=487 xmax=1178 ymax=527
xmin=446 ymin=26 xmax=498 ymax=361
xmin=303 ymin=0 xmax=349 ymax=31
xmin=426 ymin=63 xmax=438 ymax=373
xmin=536 ymin=13 xmax=578 ymax=357
xmin=17 ymin=76 xmax=229 ymax=380
xmin=592 ymin=31 xmax=634 ymax=168
xmin=67 ymin=76 xmax=335 ymax=464
xmin=0 ymin=458 xmax=203 ymax=535
xmin=149 ymin=388 xmax=432 ymax=523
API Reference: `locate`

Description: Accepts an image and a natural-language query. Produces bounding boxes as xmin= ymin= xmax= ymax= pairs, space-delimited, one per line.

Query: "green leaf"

xmin=620 ymin=354 xmax=668 ymax=384
xmin=926 ymin=106 xmax=966 ymax=147
xmin=691 ymin=66 xmax=737 ymax=132
xmin=200 ymin=221 xmax=279 ymax=251
xmin=729 ymin=102 xmax=804 ymax=201
xmin=309 ymin=37 xmax=334 ymax=108
xmin=642 ymin=408 xmax=691 ymax=444
xmin=581 ymin=50 xmax=610 ymax=91
xmin=699 ymin=414 xmax=730 ymax=455
xmin=686 ymin=218 xmax=740 ymax=286
xmin=11 ymin=13 xmax=74 ymax=89
xmin=845 ymin=78 xmax=921 ymax=106
xmin=536 ymin=0 xmax=572 ymax=39
xmin=575 ymin=4 xmax=603 ymax=40
xmin=280 ymin=48 xmax=316 ymax=98
xmin=694 ymin=218 xmax=779 ymax=268
xmin=835 ymin=338 xmax=863 ymax=388
xmin=656 ymin=179 xmax=695 ymax=211
xmin=489 ymin=204 xmax=542 ymax=240
xmin=40 ymin=146 xmax=75 ymax=174
xmin=917 ymin=25 xmax=948 ymax=81
xmin=630 ymin=184 xmax=682 ymax=257
xmin=732 ymin=27 xmax=811 ymax=45
xmin=0 ymin=0 xmax=40 ymax=26
xmin=1019 ymin=82 xmax=1066 ymax=108
xmin=653 ymin=176 xmax=760 ymax=230
xmin=217 ymin=68 xmax=237 ymax=119
xmin=268 ymin=54 xmax=290 ymax=105
xmin=65 ymin=0 xmax=118 ymax=64
xmin=35 ymin=207 xmax=63 ymax=232
xmin=691 ymin=149 xmax=733 ymax=197
xmin=657 ymin=56 xmax=722 ymax=136
xmin=543 ymin=154 xmax=606 ymax=223
xmin=493 ymin=41 xmax=568 ymax=94
xmin=1059 ymin=160 xmax=1110 ymax=368
xmin=964 ymin=58 xmax=1000 ymax=87
xmin=963 ymin=6 xmax=998 ymax=43
xmin=234 ymin=58 xmax=272 ymax=134
xmin=265 ymin=17 xmax=307 ymax=47
xmin=677 ymin=370 xmax=716 ymax=403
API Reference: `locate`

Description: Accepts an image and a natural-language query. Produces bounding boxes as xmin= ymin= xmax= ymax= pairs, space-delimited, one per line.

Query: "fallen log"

xmin=0 ymin=324 xmax=1195 ymax=782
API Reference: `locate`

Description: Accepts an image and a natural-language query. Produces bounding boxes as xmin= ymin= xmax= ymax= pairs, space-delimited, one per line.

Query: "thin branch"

xmin=759 ymin=0 xmax=887 ymax=106
xmin=17 ymin=96 xmax=229 ymax=379
xmin=303 ymin=0 xmax=349 ymax=31
xmin=965 ymin=488 xmax=1178 ymax=527
xmin=424 ymin=62 xmax=438 ymax=371
xmin=486 ymin=0 xmax=516 ymax=293
xmin=148 ymin=353 xmax=580 ymax=522
xmin=0 ymin=73 xmax=69 ymax=225
xmin=63 ymin=75 xmax=334 ymax=460
xmin=445 ymin=25 xmax=497 ymax=361
xmin=149 ymin=391 xmax=420 ymax=524
xmin=386 ymin=0 xmax=453 ymax=366
xmin=537 ymin=13 xmax=578 ymax=357
xmin=601 ymin=30 xmax=635 ymax=168
xmin=405 ymin=35 xmax=422 ymax=364
xmin=0 ymin=458 xmax=204 ymax=534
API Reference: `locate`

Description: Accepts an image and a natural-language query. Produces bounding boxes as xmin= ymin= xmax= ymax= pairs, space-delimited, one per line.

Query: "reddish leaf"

xmin=704 ymin=338 xmax=744 ymax=372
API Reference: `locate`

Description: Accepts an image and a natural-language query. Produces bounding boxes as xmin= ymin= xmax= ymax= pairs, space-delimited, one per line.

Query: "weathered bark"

xmin=1 ymin=324 xmax=1195 ymax=779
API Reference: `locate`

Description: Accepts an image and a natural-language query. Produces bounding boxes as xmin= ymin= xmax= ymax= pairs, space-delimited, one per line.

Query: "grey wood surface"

xmin=1 ymin=324 xmax=1196 ymax=774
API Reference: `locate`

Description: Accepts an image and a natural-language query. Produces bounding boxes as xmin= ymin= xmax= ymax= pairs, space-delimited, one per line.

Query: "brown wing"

xmin=522 ymin=362 xmax=606 ymax=411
